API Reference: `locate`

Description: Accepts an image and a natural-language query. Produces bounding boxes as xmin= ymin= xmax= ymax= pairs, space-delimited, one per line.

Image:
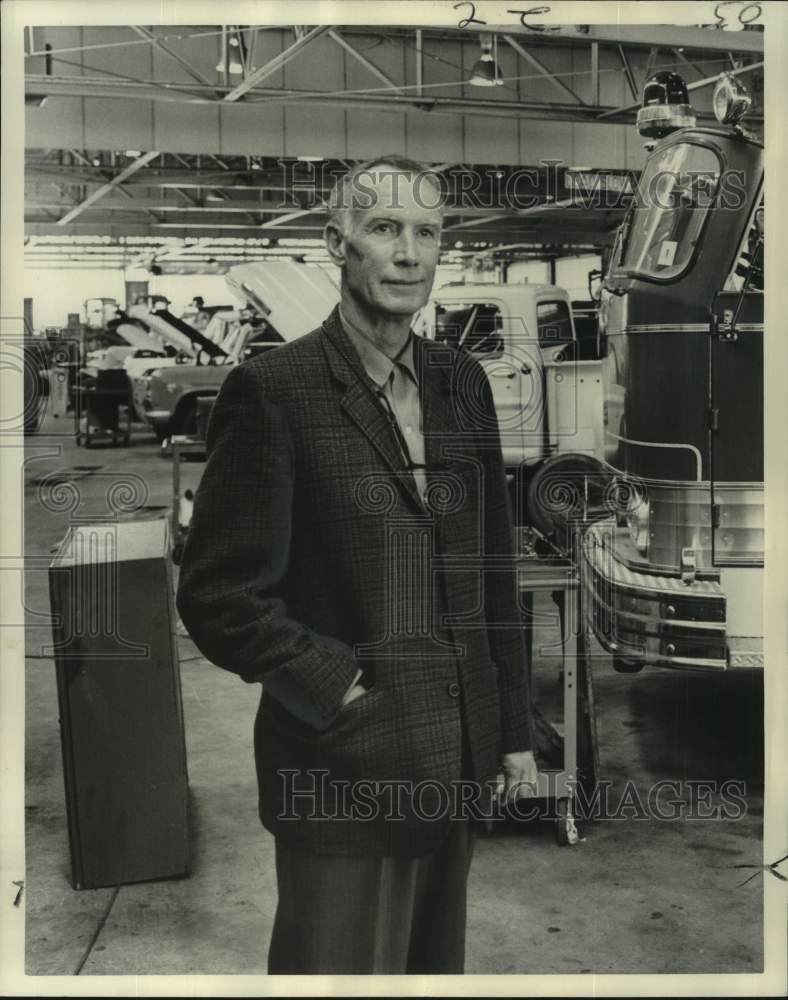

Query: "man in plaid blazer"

xmin=176 ymin=156 xmax=536 ymax=974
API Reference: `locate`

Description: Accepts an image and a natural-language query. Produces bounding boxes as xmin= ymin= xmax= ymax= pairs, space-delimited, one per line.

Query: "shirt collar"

xmin=339 ymin=304 xmax=418 ymax=389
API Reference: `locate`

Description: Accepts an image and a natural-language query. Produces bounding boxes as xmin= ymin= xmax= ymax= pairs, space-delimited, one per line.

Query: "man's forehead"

xmin=340 ymin=167 xmax=443 ymax=214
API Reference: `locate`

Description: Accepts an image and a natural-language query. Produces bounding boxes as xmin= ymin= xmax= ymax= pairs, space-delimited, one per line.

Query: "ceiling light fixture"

xmin=469 ymin=34 xmax=504 ymax=88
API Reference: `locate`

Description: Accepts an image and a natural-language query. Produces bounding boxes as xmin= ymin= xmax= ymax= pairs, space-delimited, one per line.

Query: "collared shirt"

xmin=339 ymin=305 xmax=427 ymax=501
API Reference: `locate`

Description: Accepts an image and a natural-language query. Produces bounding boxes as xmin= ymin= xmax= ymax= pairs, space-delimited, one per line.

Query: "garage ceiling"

xmin=24 ymin=23 xmax=763 ymax=268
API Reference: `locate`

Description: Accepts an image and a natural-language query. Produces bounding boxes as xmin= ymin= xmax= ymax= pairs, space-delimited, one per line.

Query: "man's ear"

xmin=323 ymin=220 xmax=346 ymax=266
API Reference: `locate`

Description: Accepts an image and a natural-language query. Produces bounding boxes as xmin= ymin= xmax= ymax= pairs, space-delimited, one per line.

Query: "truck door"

xmin=434 ymin=299 xmax=532 ymax=467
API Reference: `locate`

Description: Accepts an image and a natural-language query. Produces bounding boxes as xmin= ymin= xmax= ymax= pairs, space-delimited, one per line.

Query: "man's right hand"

xmin=340 ymin=668 xmax=367 ymax=706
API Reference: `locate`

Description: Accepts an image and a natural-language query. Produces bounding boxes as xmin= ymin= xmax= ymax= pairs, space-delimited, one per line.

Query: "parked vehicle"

xmin=581 ymin=71 xmax=763 ymax=674
xmin=570 ymin=299 xmax=600 ymax=361
xmin=141 ymin=262 xmax=340 ymax=441
xmin=426 ymin=283 xmax=605 ymax=526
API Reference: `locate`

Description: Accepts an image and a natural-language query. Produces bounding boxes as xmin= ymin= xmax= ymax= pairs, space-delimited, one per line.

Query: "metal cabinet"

xmin=49 ymin=519 xmax=189 ymax=889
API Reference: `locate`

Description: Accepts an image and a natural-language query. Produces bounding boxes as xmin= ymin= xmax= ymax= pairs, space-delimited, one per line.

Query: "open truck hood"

xmin=225 ymin=261 xmax=340 ymax=342
xmin=127 ymin=304 xmax=227 ymax=359
xmin=114 ymin=321 xmax=165 ymax=353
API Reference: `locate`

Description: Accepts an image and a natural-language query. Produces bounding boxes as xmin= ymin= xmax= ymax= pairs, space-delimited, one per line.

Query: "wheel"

xmin=153 ymin=425 xmax=169 ymax=444
xmin=171 ymin=542 xmax=184 ymax=566
xmin=556 ymin=797 xmax=579 ymax=846
xmin=612 ymin=656 xmax=645 ymax=674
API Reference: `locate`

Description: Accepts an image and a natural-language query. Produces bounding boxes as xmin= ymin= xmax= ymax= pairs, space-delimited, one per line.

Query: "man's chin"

xmin=379 ymin=290 xmax=430 ymax=316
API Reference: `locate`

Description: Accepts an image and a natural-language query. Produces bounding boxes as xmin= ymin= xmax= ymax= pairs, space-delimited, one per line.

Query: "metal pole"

xmin=416 ymin=29 xmax=423 ymax=97
xmin=590 ymin=42 xmax=599 ymax=106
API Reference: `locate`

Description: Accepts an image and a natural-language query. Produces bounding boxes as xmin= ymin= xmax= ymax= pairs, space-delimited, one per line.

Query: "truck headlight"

xmin=627 ymin=498 xmax=651 ymax=555
xmin=712 ymin=74 xmax=752 ymax=125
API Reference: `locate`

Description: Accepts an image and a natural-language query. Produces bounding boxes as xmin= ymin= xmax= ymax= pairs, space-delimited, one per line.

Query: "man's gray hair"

xmin=326 ymin=155 xmax=444 ymax=231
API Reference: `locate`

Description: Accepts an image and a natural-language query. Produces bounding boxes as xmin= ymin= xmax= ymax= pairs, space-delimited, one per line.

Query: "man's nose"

xmin=392 ymin=229 xmax=420 ymax=265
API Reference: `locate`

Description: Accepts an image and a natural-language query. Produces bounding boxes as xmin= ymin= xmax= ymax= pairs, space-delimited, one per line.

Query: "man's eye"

xmin=419 ymin=228 xmax=437 ymax=239
xmin=374 ymin=222 xmax=394 ymax=234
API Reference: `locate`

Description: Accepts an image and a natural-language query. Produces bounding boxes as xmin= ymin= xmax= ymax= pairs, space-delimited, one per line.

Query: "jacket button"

xmin=447 ymin=682 xmax=460 ymax=698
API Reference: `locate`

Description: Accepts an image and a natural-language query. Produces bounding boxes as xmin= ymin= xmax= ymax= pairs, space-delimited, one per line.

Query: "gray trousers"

xmin=268 ymin=819 xmax=476 ymax=974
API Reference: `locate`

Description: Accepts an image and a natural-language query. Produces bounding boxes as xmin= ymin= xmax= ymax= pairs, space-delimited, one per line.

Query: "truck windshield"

xmin=620 ymin=141 xmax=720 ymax=282
xmin=434 ymin=303 xmax=504 ymax=356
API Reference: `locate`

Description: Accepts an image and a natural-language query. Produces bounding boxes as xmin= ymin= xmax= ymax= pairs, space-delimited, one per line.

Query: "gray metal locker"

xmin=49 ymin=518 xmax=189 ymax=889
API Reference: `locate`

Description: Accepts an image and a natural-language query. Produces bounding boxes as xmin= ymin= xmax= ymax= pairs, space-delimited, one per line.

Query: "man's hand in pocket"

xmin=340 ymin=669 xmax=367 ymax=706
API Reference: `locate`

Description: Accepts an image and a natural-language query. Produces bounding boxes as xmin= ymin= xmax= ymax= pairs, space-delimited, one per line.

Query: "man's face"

xmin=330 ymin=169 xmax=443 ymax=320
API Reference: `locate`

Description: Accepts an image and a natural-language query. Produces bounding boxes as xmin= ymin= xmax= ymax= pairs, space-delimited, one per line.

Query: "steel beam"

xmin=644 ymin=46 xmax=659 ymax=82
xmin=20 ymin=76 xmax=631 ymax=121
xmin=462 ymin=24 xmax=763 ymax=54
xmin=28 ymin=75 xmax=761 ymax=126
xmin=223 ymin=25 xmax=330 ymax=102
xmin=445 ymin=212 xmax=513 ymax=232
xmin=618 ymin=45 xmax=638 ymax=102
xmin=416 ymin=29 xmax=423 ymax=97
xmin=259 ymin=206 xmax=324 ymax=229
xmin=590 ymin=42 xmax=599 ymax=106
xmin=55 ymin=151 xmax=159 ymax=225
xmin=504 ymin=35 xmax=586 ymax=104
xmin=130 ymin=26 xmax=214 ymax=86
xmin=27 ymin=166 xmax=327 ymax=194
xmin=27 ymin=198 xmax=313 ymax=214
xmin=328 ymin=29 xmax=403 ymax=92
xmin=673 ymin=49 xmax=706 ymax=80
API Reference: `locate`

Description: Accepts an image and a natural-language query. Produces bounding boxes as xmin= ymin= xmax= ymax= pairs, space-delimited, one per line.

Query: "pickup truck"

xmin=427 ymin=282 xmax=604 ymax=469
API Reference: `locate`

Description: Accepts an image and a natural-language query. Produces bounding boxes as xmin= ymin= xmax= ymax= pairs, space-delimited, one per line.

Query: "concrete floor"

xmin=22 ymin=409 xmax=764 ymax=976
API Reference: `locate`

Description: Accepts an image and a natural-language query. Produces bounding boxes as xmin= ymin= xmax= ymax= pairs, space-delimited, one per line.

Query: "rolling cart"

xmin=517 ymin=529 xmax=599 ymax=846
xmin=74 ymin=368 xmax=132 ymax=447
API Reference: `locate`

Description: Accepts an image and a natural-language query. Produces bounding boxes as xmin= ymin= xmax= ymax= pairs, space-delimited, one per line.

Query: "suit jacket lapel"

xmin=321 ymin=308 xmax=427 ymax=514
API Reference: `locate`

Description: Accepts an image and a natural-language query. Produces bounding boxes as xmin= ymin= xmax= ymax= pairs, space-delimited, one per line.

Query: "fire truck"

xmin=580 ymin=71 xmax=764 ymax=674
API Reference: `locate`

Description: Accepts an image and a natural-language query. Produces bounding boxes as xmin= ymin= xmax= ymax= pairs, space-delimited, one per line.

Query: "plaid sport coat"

xmin=176 ymin=305 xmax=533 ymax=857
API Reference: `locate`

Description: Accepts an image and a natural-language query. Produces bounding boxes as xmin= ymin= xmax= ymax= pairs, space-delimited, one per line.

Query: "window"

xmin=619 ymin=142 xmax=721 ymax=282
xmin=434 ymin=303 xmax=504 ymax=356
xmin=536 ymin=300 xmax=573 ymax=346
xmin=724 ymin=197 xmax=764 ymax=292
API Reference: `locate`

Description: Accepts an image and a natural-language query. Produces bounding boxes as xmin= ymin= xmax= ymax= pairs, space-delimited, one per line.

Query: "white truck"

xmin=427 ymin=282 xmax=604 ymax=474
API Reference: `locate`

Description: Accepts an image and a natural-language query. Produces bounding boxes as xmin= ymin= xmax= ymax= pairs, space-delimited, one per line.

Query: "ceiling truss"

xmin=24 ymin=22 xmax=763 ymax=266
